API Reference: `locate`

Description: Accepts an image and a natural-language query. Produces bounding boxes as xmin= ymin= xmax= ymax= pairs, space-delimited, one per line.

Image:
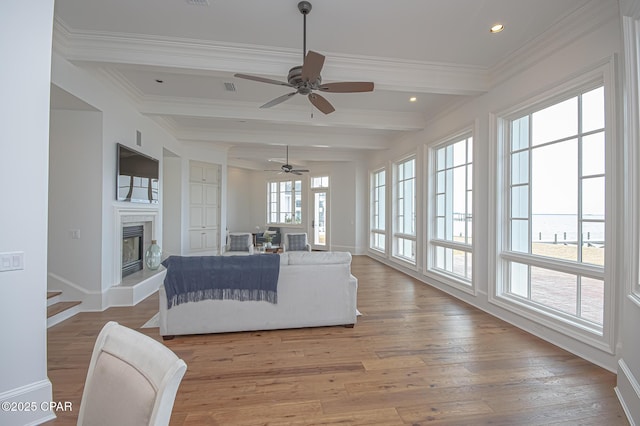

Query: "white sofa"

xmin=159 ymin=251 xmax=357 ymax=338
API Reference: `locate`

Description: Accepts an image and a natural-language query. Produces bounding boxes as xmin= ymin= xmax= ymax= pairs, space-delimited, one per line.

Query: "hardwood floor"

xmin=46 ymin=256 xmax=628 ymax=425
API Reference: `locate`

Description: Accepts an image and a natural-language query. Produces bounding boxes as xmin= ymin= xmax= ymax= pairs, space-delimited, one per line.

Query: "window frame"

xmin=489 ymin=60 xmax=617 ymax=353
xmin=622 ymin=4 xmax=640 ymax=306
xmin=392 ymin=155 xmax=417 ymax=265
xmin=369 ymin=167 xmax=387 ymax=254
xmin=426 ymin=130 xmax=475 ymax=291
xmin=266 ymin=177 xmax=303 ymax=226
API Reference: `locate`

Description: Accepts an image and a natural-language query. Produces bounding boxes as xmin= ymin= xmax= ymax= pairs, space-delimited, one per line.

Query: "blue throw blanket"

xmin=161 ymin=255 xmax=280 ymax=308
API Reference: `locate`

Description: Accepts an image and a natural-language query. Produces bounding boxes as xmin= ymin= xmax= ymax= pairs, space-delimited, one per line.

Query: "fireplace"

xmin=122 ymin=225 xmax=144 ymax=277
xmin=115 ymin=208 xmax=158 ymax=284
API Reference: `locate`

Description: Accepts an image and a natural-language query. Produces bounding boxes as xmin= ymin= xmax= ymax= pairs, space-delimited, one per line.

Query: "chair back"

xmin=226 ymin=232 xmax=254 ymax=254
xmin=77 ymin=321 xmax=187 ymax=426
xmin=284 ymin=233 xmax=311 ymax=252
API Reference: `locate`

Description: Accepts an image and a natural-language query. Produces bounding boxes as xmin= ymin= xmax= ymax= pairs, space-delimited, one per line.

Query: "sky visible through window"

xmin=511 ymin=86 xmax=605 ymax=265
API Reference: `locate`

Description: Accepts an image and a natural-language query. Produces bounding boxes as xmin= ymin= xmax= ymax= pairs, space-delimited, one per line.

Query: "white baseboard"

xmin=0 ymin=380 xmax=55 ymax=426
xmin=49 ymin=268 xmax=165 ymax=312
xmin=616 ymin=359 xmax=640 ymax=425
xmin=47 ymin=272 xmax=103 ymax=311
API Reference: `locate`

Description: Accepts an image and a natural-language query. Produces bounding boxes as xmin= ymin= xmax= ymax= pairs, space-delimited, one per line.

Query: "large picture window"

xmin=370 ymin=169 xmax=386 ymax=252
xmin=499 ymin=84 xmax=607 ymax=332
xmin=267 ymin=179 xmax=302 ymax=224
xmin=428 ymin=134 xmax=473 ymax=284
xmin=393 ymin=157 xmax=416 ymax=263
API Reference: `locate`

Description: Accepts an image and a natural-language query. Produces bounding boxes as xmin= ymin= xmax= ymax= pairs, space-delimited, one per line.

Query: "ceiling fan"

xmin=234 ymin=1 xmax=374 ymax=115
xmin=265 ymin=146 xmax=309 ymax=175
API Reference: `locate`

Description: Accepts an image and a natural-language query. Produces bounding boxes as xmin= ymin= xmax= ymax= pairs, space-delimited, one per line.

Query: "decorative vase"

xmin=145 ymin=240 xmax=162 ymax=270
xmin=266 ymin=241 xmax=272 ymax=249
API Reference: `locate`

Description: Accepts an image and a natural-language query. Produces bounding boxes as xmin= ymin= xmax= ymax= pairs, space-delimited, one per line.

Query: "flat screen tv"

xmin=116 ymin=143 xmax=159 ymax=204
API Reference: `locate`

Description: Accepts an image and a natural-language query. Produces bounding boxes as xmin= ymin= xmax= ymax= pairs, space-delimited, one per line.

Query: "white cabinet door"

xmin=189 ymin=162 xmax=219 ymax=184
xmin=188 ymin=161 xmax=220 ymax=253
xmin=188 ymin=229 xmax=218 ymax=251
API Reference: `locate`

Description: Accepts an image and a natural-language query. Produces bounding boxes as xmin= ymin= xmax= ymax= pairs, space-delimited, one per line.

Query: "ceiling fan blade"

xmin=291 ymin=169 xmax=310 ymax=173
xmin=318 ymin=81 xmax=374 ymax=93
xmin=308 ymin=93 xmax=335 ymax=114
xmin=301 ymin=50 xmax=325 ymax=83
xmin=260 ymin=92 xmax=297 ymax=109
xmin=234 ymin=73 xmax=293 ymax=87
xmin=291 ymin=171 xmax=303 ymax=175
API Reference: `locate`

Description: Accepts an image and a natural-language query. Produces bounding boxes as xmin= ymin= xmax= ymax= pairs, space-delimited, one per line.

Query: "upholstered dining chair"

xmin=223 ymin=232 xmax=255 ymax=256
xmin=283 ymin=232 xmax=312 ymax=252
xmin=77 ymin=321 xmax=187 ymax=426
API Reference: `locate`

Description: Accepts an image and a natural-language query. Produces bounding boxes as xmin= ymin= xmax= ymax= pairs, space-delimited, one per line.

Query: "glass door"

xmin=310 ymin=176 xmax=329 ymax=250
xmin=312 ymin=191 xmax=328 ymax=249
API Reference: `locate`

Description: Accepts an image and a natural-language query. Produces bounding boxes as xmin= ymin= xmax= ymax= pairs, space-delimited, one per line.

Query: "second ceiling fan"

xmin=234 ymin=1 xmax=374 ymax=115
xmin=265 ymin=146 xmax=309 ymax=175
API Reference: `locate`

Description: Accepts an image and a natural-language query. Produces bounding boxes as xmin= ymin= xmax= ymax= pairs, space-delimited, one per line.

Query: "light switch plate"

xmin=0 ymin=252 xmax=24 ymax=272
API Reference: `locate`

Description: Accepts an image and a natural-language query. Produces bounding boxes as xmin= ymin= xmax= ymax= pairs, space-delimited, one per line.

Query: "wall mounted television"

xmin=116 ymin=143 xmax=159 ymax=204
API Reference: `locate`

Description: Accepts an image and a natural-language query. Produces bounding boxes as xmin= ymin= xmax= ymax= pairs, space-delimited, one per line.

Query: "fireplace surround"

xmin=114 ymin=208 xmax=159 ymax=285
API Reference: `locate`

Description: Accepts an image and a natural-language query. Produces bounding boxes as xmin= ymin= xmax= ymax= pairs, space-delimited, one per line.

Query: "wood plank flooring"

xmin=45 ymin=256 xmax=628 ymax=425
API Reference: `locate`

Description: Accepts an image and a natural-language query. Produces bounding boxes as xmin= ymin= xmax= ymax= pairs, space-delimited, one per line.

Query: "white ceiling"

xmin=51 ymin=0 xmax=594 ymax=168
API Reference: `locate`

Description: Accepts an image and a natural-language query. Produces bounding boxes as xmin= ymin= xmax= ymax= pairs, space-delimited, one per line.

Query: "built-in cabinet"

xmin=188 ymin=161 xmax=220 ymax=253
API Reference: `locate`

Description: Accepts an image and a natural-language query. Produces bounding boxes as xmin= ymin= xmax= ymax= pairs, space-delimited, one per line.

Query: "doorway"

xmin=310 ymin=176 xmax=329 ymax=250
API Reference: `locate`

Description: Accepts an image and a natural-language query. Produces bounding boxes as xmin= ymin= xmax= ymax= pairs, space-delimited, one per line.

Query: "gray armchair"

xmin=283 ymin=233 xmax=311 ymax=252
xmin=223 ymin=232 xmax=254 ymax=256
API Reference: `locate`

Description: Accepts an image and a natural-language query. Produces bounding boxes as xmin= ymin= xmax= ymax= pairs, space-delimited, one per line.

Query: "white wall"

xmin=366 ymin=5 xmax=622 ymax=371
xmin=50 ymin=53 xmax=184 ymax=302
xmin=48 ymin=109 xmax=103 ymax=301
xmin=162 ymin=152 xmax=182 ymax=257
xmin=0 ymin=1 xmax=55 ymax=425
xmin=227 ymin=167 xmax=255 ymax=232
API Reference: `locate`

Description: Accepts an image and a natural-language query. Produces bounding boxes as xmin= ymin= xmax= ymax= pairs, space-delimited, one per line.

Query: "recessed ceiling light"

xmin=490 ymin=24 xmax=504 ymax=34
xmin=409 ymin=97 xmax=417 ymax=102
xmin=311 ymin=145 xmax=330 ymax=148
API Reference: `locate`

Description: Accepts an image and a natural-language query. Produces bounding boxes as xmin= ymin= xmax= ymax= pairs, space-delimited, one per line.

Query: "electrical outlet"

xmin=0 ymin=252 xmax=24 ymax=272
xmin=70 ymin=229 xmax=81 ymax=239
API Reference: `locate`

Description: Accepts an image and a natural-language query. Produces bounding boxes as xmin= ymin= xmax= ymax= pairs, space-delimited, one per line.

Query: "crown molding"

xmin=52 ymin=18 xmax=488 ymax=96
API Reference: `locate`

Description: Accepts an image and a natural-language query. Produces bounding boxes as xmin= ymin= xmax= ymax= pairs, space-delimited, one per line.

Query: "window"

xmin=429 ymin=134 xmax=473 ymax=284
xmin=310 ymin=176 xmax=329 ymax=189
xmin=393 ymin=157 xmax=416 ymax=263
xmin=267 ymin=179 xmax=302 ymax=224
xmin=370 ymin=169 xmax=386 ymax=252
xmin=499 ymin=84 xmax=606 ymax=331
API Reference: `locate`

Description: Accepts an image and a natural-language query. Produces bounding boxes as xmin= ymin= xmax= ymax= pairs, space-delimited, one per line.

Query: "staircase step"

xmin=47 ymin=291 xmax=62 ymax=307
xmin=47 ymin=301 xmax=82 ymax=327
xmin=47 ymin=291 xmax=62 ymax=299
xmin=47 ymin=301 xmax=80 ymax=318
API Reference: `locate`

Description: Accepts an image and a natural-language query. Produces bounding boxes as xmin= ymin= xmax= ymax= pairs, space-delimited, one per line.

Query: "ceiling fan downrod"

xmin=298 ymin=1 xmax=312 ymax=60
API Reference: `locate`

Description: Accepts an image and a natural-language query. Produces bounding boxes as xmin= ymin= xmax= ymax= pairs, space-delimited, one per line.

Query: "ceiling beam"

xmin=54 ymin=19 xmax=490 ymax=96
xmin=139 ymin=96 xmax=425 ymax=132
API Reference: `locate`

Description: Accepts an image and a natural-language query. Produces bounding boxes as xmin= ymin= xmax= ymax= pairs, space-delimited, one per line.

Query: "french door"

xmin=310 ymin=189 xmax=329 ymax=250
